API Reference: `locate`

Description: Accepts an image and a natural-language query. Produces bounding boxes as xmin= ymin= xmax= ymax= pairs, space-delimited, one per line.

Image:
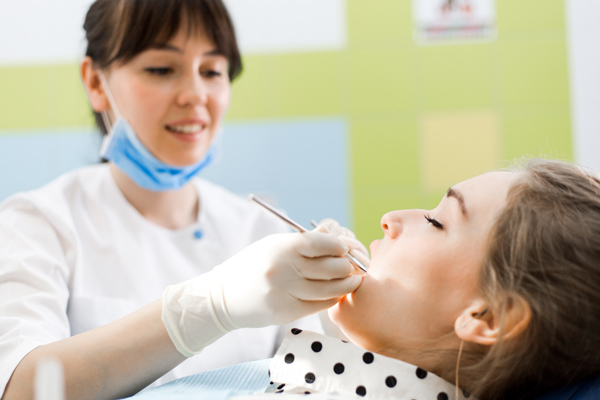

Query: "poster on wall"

xmin=412 ymin=0 xmax=497 ymax=44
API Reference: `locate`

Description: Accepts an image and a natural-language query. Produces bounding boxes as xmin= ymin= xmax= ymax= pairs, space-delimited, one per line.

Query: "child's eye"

xmin=425 ymin=214 xmax=444 ymax=230
xmin=145 ymin=67 xmax=172 ymax=76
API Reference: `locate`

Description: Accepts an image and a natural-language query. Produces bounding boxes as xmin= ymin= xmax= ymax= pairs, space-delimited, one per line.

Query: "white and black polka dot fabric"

xmin=262 ymin=329 xmax=474 ymax=400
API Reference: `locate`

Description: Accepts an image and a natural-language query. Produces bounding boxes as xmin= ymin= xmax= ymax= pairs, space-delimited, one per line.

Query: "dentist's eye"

xmin=201 ymin=69 xmax=222 ymax=78
xmin=425 ymin=214 xmax=444 ymax=230
xmin=145 ymin=67 xmax=172 ymax=76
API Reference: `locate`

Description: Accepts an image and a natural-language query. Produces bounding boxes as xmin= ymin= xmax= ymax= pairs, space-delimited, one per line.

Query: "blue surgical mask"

xmin=98 ymin=72 xmax=216 ymax=192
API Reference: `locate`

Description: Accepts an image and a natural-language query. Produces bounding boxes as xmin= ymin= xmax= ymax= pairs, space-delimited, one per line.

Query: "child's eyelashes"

xmin=424 ymin=214 xmax=444 ymax=230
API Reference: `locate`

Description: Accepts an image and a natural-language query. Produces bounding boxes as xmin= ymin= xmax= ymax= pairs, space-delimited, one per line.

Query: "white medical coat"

xmin=0 ymin=164 xmax=318 ymax=395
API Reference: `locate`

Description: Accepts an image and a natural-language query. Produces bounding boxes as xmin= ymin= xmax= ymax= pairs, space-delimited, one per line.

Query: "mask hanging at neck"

xmin=96 ymin=71 xmax=217 ymax=192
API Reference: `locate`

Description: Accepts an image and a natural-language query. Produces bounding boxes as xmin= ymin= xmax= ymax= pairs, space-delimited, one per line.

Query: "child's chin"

xmin=328 ymin=297 xmax=344 ymax=325
xmin=328 ymin=294 xmax=356 ymax=332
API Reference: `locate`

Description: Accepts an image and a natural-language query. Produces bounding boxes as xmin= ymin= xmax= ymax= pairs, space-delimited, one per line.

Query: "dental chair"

xmin=537 ymin=375 xmax=600 ymax=400
xmin=126 ymin=361 xmax=600 ymax=399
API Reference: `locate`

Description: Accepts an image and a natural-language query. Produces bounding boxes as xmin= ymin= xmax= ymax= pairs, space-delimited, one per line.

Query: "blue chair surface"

xmin=125 ymin=361 xmax=600 ymax=400
xmin=536 ymin=375 xmax=600 ymax=400
xmin=123 ymin=359 xmax=271 ymax=400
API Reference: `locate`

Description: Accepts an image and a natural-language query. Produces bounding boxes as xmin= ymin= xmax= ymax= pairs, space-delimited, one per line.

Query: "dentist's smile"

xmin=164 ymin=118 xmax=209 ymax=142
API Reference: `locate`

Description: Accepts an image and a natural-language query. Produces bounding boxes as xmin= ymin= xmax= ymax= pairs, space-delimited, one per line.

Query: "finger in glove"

xmin=317 ymin=218 xmax=356 ymax=239
xmin=337 ymin=235 xmax=371 ymax=268
xmin=287 ymin=274 xmax=363 ymax=301
xmin=292 ymin=230 xmax=349 ymax=258
xmin=291 ymin=255 xmax=354 ymax=281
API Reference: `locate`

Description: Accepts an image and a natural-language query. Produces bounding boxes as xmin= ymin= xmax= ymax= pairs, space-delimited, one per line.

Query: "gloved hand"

xmin=162 ymin=228 xmax=362 ymax=357
xmin=315 ymin=218 xmax=371 ymax=271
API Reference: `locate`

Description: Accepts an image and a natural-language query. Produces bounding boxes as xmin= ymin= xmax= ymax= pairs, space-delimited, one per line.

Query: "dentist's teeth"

xmin=168 ymin=124 xmax=203 ymax=134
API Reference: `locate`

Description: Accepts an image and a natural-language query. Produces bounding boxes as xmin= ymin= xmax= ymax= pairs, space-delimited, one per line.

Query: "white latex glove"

xmin=315 ymin=218 xmax=371 ymax=271
xmin=162 ymin=229 xmax=362 ymax=357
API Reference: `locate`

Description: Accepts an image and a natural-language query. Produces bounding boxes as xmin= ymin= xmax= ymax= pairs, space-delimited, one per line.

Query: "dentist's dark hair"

xmin=83 ymin=0 xmax=242 ymax=134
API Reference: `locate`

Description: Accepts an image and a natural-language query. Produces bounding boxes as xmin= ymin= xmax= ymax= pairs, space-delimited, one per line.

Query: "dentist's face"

xmin=103 ymin=27 xmax=230 ymax=166
xmin=330 ymin=172 xmax=515 ymax=359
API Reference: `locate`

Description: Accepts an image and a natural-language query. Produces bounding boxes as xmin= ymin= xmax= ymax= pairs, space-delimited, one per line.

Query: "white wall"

xmin=566 ymin=0 xmax=600 ymax=172
xmin=0 ymin=0 xmax=346 ymax=66
xmin=224 ymin=0 xmax=346 ymax=54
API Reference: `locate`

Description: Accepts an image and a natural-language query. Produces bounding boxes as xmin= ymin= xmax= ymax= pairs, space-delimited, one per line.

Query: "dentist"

xmin=0 ymin=1 xmax=367 ymax=399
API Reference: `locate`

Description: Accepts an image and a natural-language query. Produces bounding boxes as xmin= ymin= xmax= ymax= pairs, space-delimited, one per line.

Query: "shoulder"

xmin=195 ymin=178 xmax=290 ymax=237
xmin=195 ymin=178 xmax=249 ymax=207
xmin=0 ymin=164 xmax=109 ymax=230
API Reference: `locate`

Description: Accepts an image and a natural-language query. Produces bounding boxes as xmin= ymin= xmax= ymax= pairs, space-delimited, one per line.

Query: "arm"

xmin=0 ymin=200 xmax=186 ymax=400
xmin=2 ymin=300 xmax=186 ymax=400
xmin=1 ymin=205 xmax=359 ymax=399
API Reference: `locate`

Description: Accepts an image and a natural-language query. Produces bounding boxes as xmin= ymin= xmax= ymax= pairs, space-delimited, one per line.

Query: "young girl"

xmin=136 ymin=158 xmax=600 ymax=400
xmin=328 ymin=158 xmax=600 ymax=399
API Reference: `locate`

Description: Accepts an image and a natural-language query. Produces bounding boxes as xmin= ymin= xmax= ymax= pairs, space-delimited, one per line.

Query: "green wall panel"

xmin=269 ymin=52 xmax=343 ymax=117
xmin=499 ymin=41 xmax=569 ymax=107
xmin=227 ymin=55 xmax=272 ymax=120
xmin=497 ymin=0 xmax=565 ymax=35
xmin=0 ymin=64 xmax=93 ymax=131
xmin=418 ymin=44 xmax=494 ymax=110
xmin=502 ymin=107 xmax=572 ymax=160
xmin=350 ymin=116 xmax=418 ymax=187
xmin=347 ymin=0 xmax=412 ymax=48
xmin=228 ymin=53 xmax=344 ymax=120
xmin=348 ymin=48 xmax=416 ymax=114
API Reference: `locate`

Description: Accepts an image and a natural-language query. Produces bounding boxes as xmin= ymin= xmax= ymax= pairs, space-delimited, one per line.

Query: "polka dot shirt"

xmin=260 ymin=329 xmax=474 ymax=400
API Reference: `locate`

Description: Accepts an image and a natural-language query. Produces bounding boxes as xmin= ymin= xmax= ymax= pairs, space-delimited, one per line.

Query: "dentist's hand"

xmin=315 ymin=218 xmax=371 ymax=271
xmin=162 ymin=229 xmax=362 ymax=357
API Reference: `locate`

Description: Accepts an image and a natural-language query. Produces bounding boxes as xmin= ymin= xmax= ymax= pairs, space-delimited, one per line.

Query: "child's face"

xmin=330 ymin=171 xmax=515 ymax=360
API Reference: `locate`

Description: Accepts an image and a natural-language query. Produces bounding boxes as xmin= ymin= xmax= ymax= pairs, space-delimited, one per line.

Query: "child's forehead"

xmin=452 ymin=171 xmax=516 ymax=220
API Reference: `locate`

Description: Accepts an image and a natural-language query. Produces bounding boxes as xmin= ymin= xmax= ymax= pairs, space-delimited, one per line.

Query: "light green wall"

xmin=0 ymin=64 xmax=94 ymax=131
xmin=343 ymin=0 xmax=571 ymax=243
xmin=0 ymin=0 xmax=571 ymax=244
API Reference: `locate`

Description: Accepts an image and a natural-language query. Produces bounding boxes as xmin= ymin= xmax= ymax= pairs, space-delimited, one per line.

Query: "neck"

xmin=109 ymin=163 xmax=199 ymax=229
xmin=371 ymin=334 xmax=463 ymax=385
xmin=389 ymin=338 xmax=483 ymax=396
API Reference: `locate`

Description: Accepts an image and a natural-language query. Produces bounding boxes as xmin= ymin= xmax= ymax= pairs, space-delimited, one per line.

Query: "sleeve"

xmin=245 ymin=207 xmax=292 ymax=242
xmin=0 ymin=197 xmax=72 ymax=395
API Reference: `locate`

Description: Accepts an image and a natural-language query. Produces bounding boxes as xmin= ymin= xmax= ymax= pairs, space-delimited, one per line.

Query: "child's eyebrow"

xmin=447 ymin=187 xmax=467 ymax=217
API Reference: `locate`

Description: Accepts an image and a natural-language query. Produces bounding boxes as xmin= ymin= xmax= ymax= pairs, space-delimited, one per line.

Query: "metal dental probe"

xmin=249 ymin=194 xmax=369 ymax=273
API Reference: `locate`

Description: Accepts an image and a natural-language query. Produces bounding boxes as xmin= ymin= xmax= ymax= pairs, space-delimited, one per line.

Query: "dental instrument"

xmin=249 ymin=195 xmax=369 ymax=273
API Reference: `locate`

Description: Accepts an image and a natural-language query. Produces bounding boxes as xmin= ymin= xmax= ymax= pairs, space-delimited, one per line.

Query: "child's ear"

xmin=455 ymin=297 xmax=531 ymax=346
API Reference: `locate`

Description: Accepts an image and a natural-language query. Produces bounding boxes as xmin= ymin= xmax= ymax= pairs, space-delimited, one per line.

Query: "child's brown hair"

xmin=465 ymin=159 xmax=600 ymax=399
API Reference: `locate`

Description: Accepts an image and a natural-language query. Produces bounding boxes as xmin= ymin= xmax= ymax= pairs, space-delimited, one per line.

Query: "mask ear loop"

xmin=100 ymin=107 xmax=112 ymax=135
xmin=97 ymin=70 xmax=125 ymax=157
xmin=456 ymin=340 xmax=464 ymax=399
xmin=455 ymin=308 xmax=487 ymax=398
xmin=97 ymin=70 xmax=123 ymax=132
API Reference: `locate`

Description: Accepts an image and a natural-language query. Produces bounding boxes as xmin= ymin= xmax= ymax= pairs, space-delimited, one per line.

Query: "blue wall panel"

xmin=0 ymin=128 xmax=101 ymax=201
xmin=201 ymin=117 xmax=350 ymax=228
xmin=0 ymin=117 xmax=350 ymax=228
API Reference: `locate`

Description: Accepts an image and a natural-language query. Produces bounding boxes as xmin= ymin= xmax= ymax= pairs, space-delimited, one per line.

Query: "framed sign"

xmin=412 ymin=0 xmax=496 ymax=44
